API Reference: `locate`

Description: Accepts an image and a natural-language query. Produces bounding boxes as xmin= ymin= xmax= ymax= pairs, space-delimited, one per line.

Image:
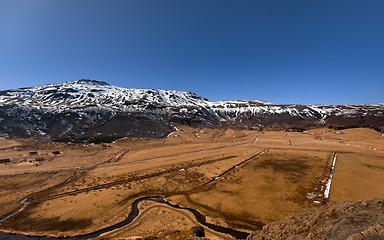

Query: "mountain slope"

xmin=0 ymin=80 xmax=383 ymax=142
xmin=0 ymin=79 xmax=209 ymax=109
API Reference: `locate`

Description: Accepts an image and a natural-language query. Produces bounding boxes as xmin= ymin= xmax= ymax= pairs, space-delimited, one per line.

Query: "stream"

xmin=0 ymin=196 xmax=250 ymax=240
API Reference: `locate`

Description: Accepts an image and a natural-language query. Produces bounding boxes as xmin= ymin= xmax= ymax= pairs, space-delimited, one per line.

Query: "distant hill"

xmin=0 ymin=79 xmax=383 ymax=142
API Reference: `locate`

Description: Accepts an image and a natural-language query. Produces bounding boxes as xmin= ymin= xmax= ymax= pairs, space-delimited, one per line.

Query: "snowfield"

xmin=1 ymin=79 xmax=382 ymax=121
xmin=0 ymin=79 xmax=383 ymax=140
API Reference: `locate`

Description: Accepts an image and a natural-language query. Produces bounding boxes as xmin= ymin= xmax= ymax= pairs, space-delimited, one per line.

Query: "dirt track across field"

xmin=0 ymin=127 xmax=383 ymax=239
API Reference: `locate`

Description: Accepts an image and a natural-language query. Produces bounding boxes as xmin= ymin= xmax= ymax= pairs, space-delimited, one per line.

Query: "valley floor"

xmin=0 ymin=127 xmax=383 ymax=239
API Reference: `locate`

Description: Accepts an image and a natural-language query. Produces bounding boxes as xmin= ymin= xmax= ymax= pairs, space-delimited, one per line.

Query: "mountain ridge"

xmin=0 ymin=80 xmax=383 ymax=142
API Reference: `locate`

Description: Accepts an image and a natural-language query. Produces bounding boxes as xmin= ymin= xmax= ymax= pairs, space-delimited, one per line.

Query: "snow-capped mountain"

xmin=0 ymin=80 xmax=383 ymax=142
xmin=0 ymin=79 xmax=209 ymax=110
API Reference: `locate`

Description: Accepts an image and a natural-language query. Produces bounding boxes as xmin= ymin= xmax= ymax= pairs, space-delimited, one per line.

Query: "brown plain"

xmin=0 ymin=127 xmax=383 ymax=239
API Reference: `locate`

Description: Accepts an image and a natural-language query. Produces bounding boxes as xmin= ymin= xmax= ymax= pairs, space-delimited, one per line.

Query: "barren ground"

xmin=0 ymin=127 xmax=383 ymax=239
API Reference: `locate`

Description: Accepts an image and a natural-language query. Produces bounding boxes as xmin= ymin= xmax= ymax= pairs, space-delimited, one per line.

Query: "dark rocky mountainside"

xmin=247 ymin=199 xmax=384 ymax=240
xmin=0 ymin=79 xmax=383 ymax=142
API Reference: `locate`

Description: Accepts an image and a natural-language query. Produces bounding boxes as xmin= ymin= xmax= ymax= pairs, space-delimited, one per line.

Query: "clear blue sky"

xmin=1 ymin=0 xmax=383 ymax=104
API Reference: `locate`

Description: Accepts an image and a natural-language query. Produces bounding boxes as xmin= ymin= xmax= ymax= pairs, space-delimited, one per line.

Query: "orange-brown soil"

xmin=0 ymin=127 xmax=383 ymax=239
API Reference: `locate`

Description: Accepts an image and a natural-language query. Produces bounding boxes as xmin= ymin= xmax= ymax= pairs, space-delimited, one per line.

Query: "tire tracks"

xmin=46 ymin=155 xmax=237 ymax=200
xmin=0 ymin=170 xmax=81 ymax=224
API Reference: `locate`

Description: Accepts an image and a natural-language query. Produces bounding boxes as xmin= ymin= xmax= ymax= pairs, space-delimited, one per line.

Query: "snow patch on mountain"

xmin=0 ymin=79 xmax=383 ymax=141
xmin=0 ymin=79 xmax=210 ymax=110
xmin=0 ymin=80 xmax=283 ymax=120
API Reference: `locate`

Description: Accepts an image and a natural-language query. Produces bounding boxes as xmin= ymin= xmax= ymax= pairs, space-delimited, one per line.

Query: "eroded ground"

xmin=0 ymin=127 xmax=383 ymax=239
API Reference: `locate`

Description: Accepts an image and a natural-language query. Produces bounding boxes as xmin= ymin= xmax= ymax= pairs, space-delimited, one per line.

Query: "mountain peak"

xmin=67 ymin=79 xmax=110 ymax=86
xmin=0 ymin=80 xmax=383 ymax=140
xmin=0 ymin=79 xmax=211 ymax=109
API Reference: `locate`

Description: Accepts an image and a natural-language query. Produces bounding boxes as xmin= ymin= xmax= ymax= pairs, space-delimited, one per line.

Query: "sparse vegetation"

xmin=0 ymin=127 xmax=383 ymax=239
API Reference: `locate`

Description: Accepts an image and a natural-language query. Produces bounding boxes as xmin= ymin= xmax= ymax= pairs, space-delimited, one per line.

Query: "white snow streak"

xmin=324 ymin=153 xmax=337 ymax=203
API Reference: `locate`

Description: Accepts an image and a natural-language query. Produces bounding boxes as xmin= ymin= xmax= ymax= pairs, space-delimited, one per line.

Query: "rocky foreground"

xmin=247 ymin=199 xmax=384 ymax=240
xmin=132 ymin=200 xmax=384 ymax=240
